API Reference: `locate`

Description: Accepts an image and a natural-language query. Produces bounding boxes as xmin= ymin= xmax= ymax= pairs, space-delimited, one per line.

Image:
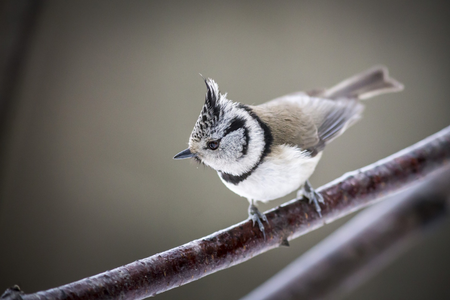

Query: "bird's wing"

xmin=252 ymin=93 xmax=363 ymax=155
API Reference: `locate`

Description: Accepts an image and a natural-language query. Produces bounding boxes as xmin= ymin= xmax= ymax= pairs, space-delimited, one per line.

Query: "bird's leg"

xmin=297 ymin=180 xmax=324 ymax=218
xmin=247 ymin=199 xmax=268 ymax=239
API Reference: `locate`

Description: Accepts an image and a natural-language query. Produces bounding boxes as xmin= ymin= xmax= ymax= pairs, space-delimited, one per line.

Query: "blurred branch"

xmin=0 ymin=0 xmax=43 ymax=135
xmin=0 ymin=0 xmax=44 ymax=187
xmin=2 ymin=126 xmax=450 ymax=300
xmin=241 ymin=167 xmax=450 ymax=300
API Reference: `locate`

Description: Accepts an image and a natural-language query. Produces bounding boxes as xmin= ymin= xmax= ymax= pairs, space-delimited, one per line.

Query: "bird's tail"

xmin=319 ymin=66 xmax=404 ymax=100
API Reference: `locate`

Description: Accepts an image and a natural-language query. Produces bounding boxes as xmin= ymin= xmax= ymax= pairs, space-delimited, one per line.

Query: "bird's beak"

xmin=173 ymin=148 xmax=196 ymax=160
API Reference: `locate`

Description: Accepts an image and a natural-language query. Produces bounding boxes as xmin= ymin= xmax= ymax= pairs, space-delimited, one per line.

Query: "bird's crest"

xmin=191 ymin=78 xmax=228 ymax=142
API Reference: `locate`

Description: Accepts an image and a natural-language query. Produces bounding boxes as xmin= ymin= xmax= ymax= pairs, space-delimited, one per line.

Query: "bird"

xmin=174 ymin=66 xmax=403 ymax=236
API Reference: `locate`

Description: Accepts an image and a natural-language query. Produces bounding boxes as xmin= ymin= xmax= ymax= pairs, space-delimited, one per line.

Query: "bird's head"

xmin=174 ymin=78 xmax=267 ymax=176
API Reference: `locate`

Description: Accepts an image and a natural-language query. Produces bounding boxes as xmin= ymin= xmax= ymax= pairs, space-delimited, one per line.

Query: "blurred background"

xmin=1 ymin=1 xmax=450 ymax=299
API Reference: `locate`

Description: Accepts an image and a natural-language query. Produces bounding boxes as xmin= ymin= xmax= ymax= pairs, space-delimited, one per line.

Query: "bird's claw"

xmin=248 ymin=204 xmax=268 ymax=239
xmin=298 ymin=180 xmax=324 ymax=218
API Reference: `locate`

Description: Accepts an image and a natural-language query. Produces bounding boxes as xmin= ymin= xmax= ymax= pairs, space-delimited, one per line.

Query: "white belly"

xmin=219 ymin=145 xmax=322 ymax=202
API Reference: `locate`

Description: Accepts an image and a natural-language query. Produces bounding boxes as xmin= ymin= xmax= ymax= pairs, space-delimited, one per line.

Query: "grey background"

xmin=1 ymin=1 xmax=450 ymax=299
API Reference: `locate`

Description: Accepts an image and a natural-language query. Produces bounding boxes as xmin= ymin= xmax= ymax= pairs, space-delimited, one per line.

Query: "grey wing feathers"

xmin=308 ymin=100 xmax=363 ymax=154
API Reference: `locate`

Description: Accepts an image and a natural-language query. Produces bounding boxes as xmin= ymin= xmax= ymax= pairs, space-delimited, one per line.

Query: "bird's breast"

xmin=219 ymin=145 xmax=322 ymax=202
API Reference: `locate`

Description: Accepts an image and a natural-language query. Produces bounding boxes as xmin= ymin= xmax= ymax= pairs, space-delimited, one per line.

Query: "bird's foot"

xmin=248 ymin=204 xmax=268 ymax=239
xmin=297 ymin=180 xmax=324 ymax=218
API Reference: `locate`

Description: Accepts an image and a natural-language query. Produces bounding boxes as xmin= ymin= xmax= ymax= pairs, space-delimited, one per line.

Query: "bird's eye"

xmin=208 ymin=140 xmax=220 ymax=150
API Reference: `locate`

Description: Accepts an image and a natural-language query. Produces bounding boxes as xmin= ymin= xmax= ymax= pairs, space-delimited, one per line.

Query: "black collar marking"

xmin=219 ymin=104 xmax=273 ymax=185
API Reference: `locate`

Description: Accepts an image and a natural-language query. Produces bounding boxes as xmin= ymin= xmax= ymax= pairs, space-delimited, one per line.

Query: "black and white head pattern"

xmin=188 ymin=78 xmax=271 ymax=178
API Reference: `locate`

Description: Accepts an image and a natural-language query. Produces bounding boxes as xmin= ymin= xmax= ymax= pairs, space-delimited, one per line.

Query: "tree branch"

xmin=2 ymin=126 xmax=450 ymax=300
xmin=0 ymin=0 xmax=44 ymax=145
xmin=241 ymin=167 xmax=450 ymax=300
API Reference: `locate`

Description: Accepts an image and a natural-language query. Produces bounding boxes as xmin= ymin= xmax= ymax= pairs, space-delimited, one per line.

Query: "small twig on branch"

xmin=241 ymin=167 xmax=450 ymax=300
xmin=2 ymin=126 xmax=450 ymax=300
